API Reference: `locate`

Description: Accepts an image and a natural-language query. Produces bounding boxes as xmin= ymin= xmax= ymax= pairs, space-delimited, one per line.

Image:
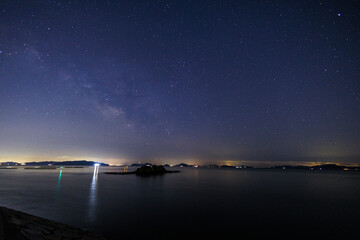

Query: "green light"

xmin=57 ymin=169 xmax=62 ymax=188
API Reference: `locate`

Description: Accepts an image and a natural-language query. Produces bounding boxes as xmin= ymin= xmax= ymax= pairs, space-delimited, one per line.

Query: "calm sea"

xmin=0 ymin=167 xmax=359 ymax=239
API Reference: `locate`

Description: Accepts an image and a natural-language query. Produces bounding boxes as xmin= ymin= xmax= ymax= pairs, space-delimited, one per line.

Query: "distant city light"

xmin=94 ymin=163 xmax=100 ymax=167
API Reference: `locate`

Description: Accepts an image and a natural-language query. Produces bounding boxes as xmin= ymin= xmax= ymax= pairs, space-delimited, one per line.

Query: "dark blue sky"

xmin=0 ymin=1 xmax=359 ymax=166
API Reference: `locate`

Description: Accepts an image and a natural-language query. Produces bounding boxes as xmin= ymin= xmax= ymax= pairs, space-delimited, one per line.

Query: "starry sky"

xmin=0 ymin=1 xmax=359 ymax=166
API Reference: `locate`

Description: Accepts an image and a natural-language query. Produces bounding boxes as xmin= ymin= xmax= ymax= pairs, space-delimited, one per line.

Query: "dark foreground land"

xmin=0 ymin=207 xmax=106 ymax=240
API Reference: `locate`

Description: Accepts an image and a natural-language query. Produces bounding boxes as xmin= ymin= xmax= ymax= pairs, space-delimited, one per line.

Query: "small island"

xmin=105 ymin=165 xmax=179 ymax=176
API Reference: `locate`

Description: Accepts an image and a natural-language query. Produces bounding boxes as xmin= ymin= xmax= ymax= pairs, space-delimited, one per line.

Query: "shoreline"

xmin=0 ymin=206 xmax=106 ymax=239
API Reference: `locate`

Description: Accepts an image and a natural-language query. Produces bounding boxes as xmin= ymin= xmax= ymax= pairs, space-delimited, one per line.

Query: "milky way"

xmin=0 ymin=1 xmax=359 ymax=166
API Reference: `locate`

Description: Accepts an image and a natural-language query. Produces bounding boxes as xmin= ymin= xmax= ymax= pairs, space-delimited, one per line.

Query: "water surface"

xmin=0 ymin=167 xmax=359 ymax=239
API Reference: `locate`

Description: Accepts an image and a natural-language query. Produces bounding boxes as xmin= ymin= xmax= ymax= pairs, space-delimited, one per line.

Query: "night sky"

xmin=1 ymin=1 xmax=359 ymax=166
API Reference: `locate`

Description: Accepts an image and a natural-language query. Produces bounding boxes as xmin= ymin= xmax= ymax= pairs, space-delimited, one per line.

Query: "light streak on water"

xmin=87 ymin=163 xmax=99 ymax=222
xmin=57 ymin=168 xmax=62 ymax=188
xmin=55 ymin=167 xmax=63 ymax=201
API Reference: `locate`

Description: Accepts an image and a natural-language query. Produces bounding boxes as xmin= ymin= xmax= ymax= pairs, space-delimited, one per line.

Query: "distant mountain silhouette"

xmin=0 ymin=161 xmax=358 ymax=170
xmin=272 ymin=164 xmax=358 ymax=171
xmin=24 ymin=161 xmax=109 ymax=166
xmin=173 ymin=163 xmax=193 ymax=167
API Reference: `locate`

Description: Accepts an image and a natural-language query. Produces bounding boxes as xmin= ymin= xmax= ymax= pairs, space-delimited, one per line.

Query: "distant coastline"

xmin=0 ymin=160 xmax=109 ymax=167
xmin=0 ymin=161 xmax=359 ymax=171
xmin=105 ymin=165 xmax=179 ymax=176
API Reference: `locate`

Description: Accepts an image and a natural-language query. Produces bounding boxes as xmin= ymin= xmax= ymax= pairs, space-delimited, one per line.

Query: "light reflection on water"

xmin=0 ymin=167 xmax=360 ymax=239
xmin=57 ymin=168 xmax=62 ymax=189
xmin=54 ymin=168 xmax=62 ymax=201
xmin=87 ymin=165 xmax=99 ymax=223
